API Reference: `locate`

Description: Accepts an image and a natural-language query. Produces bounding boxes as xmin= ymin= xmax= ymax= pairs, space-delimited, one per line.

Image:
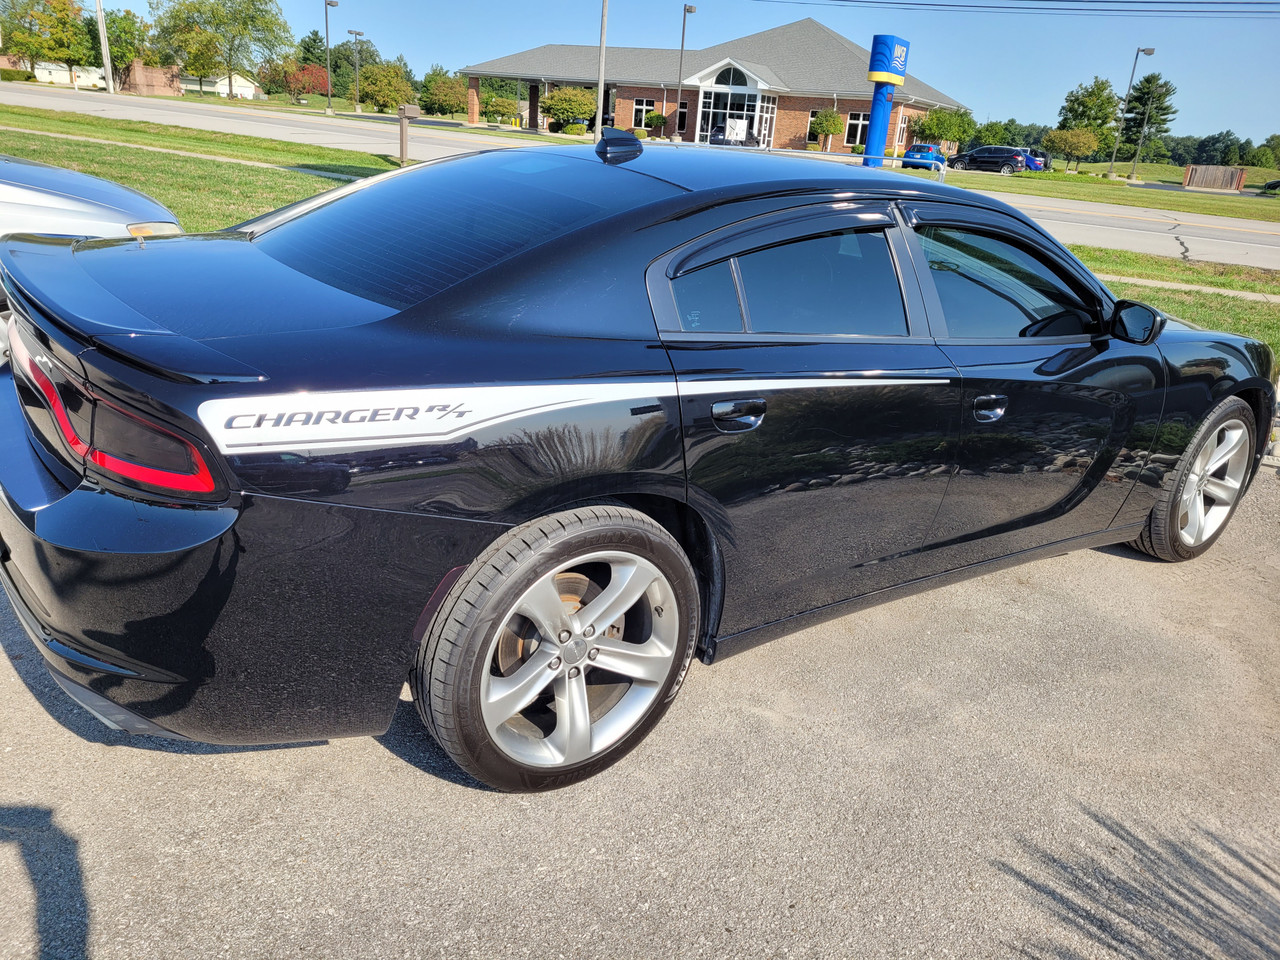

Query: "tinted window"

xmin=672 ymin=260 xmax=743 ymax=333
xmin=737 ymin=230 xmax=906 ymax=336
xmin=255 ymin=152 xmax=678 ymax=311
xmin=917 ymin=226 xmax=1096 ymax=339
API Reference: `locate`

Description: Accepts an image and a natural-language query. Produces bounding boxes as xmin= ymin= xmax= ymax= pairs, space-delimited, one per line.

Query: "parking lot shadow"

xmin=0 ymin=806 xmax=89 ymax=960
xmin=0 ymin=604 xmax=323 ymax=755
xmin=998 ymin=806 xmax=1280 ymax=958
xmin=374 ymin=698 xmax=495 ymax=791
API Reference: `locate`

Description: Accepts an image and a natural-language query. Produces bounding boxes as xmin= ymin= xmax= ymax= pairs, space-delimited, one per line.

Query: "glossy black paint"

xmin=0 ymin=143 xmax=1274 ymax=743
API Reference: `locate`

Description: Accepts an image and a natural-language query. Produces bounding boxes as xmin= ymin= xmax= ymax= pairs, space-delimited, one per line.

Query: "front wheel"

xmin=412 ymin=505 xmax=700 ymax=791
xmin=1130 ymin=396 xmax=1256 ymax=561
xmin=953 ymin=160 xmax=967 ymax=170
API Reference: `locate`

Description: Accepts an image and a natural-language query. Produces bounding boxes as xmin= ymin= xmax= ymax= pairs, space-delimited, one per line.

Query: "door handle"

xmin=711 ymin=398 xmax=767 ymax=433
xmin=973 ymin=394 xmax=1008 ymax=423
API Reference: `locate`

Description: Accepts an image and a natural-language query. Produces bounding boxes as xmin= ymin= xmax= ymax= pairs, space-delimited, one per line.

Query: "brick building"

xmin=461 ymin=19 xmax=964 ymax=155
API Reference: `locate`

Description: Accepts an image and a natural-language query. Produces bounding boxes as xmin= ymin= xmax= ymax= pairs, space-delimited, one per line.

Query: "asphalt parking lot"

xmin=2 ymin=467 xmax=1278 ymax=960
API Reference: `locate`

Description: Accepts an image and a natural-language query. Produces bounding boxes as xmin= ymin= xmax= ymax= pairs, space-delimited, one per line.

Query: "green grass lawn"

xmin=1068 ymin=245 xmax=1280 ymax=297
xmin=909 ymin=167 xmax=1280 ymax=223
xmin=0 ymin=103 xmax=402 ymax=177
xmin=1108 ymin=283 xmax=1280 ymax=357
xmin=1074 ymin=160 xmax=1280 ymax=189
xmin=1 ymin=131 xmax=334 ymax=231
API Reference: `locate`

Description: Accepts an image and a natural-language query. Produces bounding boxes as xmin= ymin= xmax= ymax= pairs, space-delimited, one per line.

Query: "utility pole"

xmin=673 ymin=5 xmax=695 ymax=142
xmin=593 ymin=0 xmax=608 ymax=143
xmin=95 ymin=0 xmax=114 ymax=94
xmin=324 ymin=0 xmax=338 ymax=115
xmin=348 ymin=29 xmax=363 ymax=113
xmin=1106 ymin=45 xmax=1153 ymax=179
xmin=1129 ymin=98 xmax=1153 ymax=178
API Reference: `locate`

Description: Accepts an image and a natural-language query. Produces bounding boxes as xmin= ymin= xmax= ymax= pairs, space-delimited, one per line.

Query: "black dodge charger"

xmin=1 ymin=133 xmax=1274 ymax=791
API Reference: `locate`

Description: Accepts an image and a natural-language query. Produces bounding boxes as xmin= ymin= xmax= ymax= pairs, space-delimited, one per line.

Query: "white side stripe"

xmin=197 ymin=376 xmax=951 ymax=454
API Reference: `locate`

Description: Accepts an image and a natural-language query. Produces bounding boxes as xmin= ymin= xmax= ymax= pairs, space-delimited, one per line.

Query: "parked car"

xmin=1017 ymin=148 xmax=1045 ymax=172
xmin=1026 ymin=147 xmax=1054 ymax=172
xmin=901 ymin=143 xmax=947 ymax=170
xmin=1 ymin=132 xmax=1274 ymax=791
xmin=948 ymin=145 xmax=1028 ymax=174
xmin=0 ymin=154 xmax=180 ymax=239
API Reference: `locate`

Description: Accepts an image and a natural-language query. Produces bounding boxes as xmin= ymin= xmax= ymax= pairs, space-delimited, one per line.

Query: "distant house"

xmin=179 ymin=73 xmax=263 ymax=99
xmin=462 ymin=18 xmax=964 ymax=155
xmin=0 ymin=58 xmax=107 ymax=89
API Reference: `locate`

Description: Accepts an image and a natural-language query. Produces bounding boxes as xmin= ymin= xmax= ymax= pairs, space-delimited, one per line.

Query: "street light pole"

xmin=324 ymin=0 xmax=338 ymax=115
xmin=1106 ymin=45 xmax=1154 ymax=178
xmin=593 ymin=0 xmax=608 ymax=143
xmin=673 ymin=4 xmax=695 ymax=142
xmin=94 ymin=0 xmax=114 ymax=95
xmin=348 ymin=29 xmax=363 ymax=113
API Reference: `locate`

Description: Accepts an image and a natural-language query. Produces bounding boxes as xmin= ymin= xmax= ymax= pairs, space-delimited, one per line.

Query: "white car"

xmin=0 ymin=154 xmax=180 ymax=239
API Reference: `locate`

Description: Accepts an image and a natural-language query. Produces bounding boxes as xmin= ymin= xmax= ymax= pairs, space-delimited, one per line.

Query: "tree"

xmin=1164 ymin=135 xmax=1200 ymax=167
xmin=153 ymin=0 xmax=292 ymax=99
xmin=1194 ymin=130 xmax=1241 ymax=166
xmin=1265 ymin=134 xmax=1280 ymax=158
xmin=973 ymin=120 xmax=1008 ymax=147
xmin=391 ymin=53 xmax=418 ymax=93
xmin=357 ymin=60 xmax=413 ymax=112
xmin=1002 ymin=118 xmax=1049 ymax=148
xmin=1058 ymin=76 xmax=1119 ymax=160
xmin=808 ymin=108 xmax=843 ymax=152
xmin=540 ymin=86 xmax=597 ymax=127
xmin=909 ymin=108 xmax=977 ymax=151
xmin=1041 ymin=127 xmax=1098 ymax=171
xmin=1245 ymin=146 xmax=1276 ymax=169
xmin=1222 ymin=143 xmax=1241 ymax=166
xmin=487 ymin=96 xmax=518 ymax=121
xmin=295 ymin=27 xmax=324 ymax=67
xmin=83 ymin=7 xmax=152 ymax=88
xmin=1120 ymin=72 xmax=1176 ymax=153
xmin=419 ymin=66 xmax=465 ymax=116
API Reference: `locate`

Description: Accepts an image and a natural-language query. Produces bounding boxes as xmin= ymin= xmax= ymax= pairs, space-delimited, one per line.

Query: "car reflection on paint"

xmin=0 ymin=129 xmax=1274 ymax=793
xmin=225 ymin=451 xmax=350 ymax=494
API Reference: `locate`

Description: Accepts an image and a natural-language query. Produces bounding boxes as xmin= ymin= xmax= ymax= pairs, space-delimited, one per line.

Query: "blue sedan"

xmin=901 ymin=143 xmax=946 ymax=170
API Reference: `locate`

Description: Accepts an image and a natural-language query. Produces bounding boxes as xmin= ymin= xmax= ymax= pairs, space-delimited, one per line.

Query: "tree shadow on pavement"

xmin=998 ymin=806 xmax=1280 ymax=959
xmin=0 ymin=603 xmax=322 ymax=756
xmin=373 ymin=698 xmax=495 ymax=792
xmin=0 ymin=806 xmax=89 ymax=960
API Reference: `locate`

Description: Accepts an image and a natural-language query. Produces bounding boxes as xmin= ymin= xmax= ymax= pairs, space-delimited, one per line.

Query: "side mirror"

xmin=1110 ymin=299 xmax=1165 ymax=345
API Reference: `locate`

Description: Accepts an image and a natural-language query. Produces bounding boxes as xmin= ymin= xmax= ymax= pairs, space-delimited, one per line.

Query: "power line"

xmin=750 ymin=0 xmax=1280 ymax=16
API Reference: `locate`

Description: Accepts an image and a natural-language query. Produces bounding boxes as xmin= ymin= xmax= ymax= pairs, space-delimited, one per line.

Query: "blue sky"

xmin=277 ymin=0 xmax=1279 ymax=142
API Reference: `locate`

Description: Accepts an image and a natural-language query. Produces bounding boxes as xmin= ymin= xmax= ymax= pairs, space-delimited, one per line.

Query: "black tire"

xmin=411 ymin=505 xmax=700 ymax=791
xmin=1130 ymin=395 xmax=1256 ymax=562
xmin=999 ymin=163 xmax=1014 ymax=175
xmin=953 ymin=160 xmax=967 ymax=170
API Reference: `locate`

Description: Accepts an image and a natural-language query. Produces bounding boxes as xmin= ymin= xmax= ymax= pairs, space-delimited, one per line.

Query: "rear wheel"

xmin=412 ymin=505 xmax=700 ymax=791
xmin=1131 ymin=396 xmax=1255 ymax=561
xmin=999 ymin=162 xmax=1014 ymax=175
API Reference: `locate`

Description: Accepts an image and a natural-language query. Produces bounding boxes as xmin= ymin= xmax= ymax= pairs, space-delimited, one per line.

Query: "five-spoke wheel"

xmin=1132 ymin=395 xmax=1257 ymax=561
xmin=412 ymin=506 xmax=699 ymax=791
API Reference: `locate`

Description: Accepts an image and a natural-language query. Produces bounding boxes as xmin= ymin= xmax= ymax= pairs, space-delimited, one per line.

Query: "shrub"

xmin=809 ymin=108 xmax=844 ymax=152
xmin=563 ymin=122 xmax=587 ymax=136
xmin=644 ymin=110 xmax=667 ymax=131
xmin=1 ymin=69 xmax=37 ymax=82
xmin=851 ymin=143 xmax=865 ymax=155
xmin=541 ymin=87 xmax=597 ymax=126
xmin=632 ymin=128 xmax=647 ymax=139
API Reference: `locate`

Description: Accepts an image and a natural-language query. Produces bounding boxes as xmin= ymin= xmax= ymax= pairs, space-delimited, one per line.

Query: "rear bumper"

xmin=0 ymin=364 xmax=503 ymax=744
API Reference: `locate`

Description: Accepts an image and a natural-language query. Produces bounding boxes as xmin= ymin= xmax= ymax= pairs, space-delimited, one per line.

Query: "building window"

xmin=897 ymin=112 xmax=910 ymax=149
xmin=845 ymin=112 xmax=869 ymax=147
xmin=677 ymin=100 xmax=688 ymax=133
xmin=714 ymin=66 xmax=748 ymax=86
xmin=633 ymin=98 xmax=656 ymax=128
xmin=808 ymin=109 xmax=820 ymax=144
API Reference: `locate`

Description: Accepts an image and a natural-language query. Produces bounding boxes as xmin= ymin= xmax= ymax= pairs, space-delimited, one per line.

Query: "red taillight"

xmin=7 ymin=317 xmax=217 ymax=496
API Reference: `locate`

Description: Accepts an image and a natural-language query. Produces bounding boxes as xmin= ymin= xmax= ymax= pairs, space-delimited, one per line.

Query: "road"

xmin=0 ymin=83 xmax=519 ymax=162
xmin=4 ymin=84 xmax=1280 ymax=269
xmin=977 ymin=187 xmax=1280 ymax=270
xmin=2 ymin=465 xmax=1278 ymax=959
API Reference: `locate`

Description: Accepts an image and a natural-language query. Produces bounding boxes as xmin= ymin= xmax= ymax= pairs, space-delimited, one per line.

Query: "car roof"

xmin=535 ymin=141 xmax=992 ymax=209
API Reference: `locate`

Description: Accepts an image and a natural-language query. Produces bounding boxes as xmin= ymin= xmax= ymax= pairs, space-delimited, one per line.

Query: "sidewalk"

xmin=1094 ymin=272 xmax=1280 ymax=304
